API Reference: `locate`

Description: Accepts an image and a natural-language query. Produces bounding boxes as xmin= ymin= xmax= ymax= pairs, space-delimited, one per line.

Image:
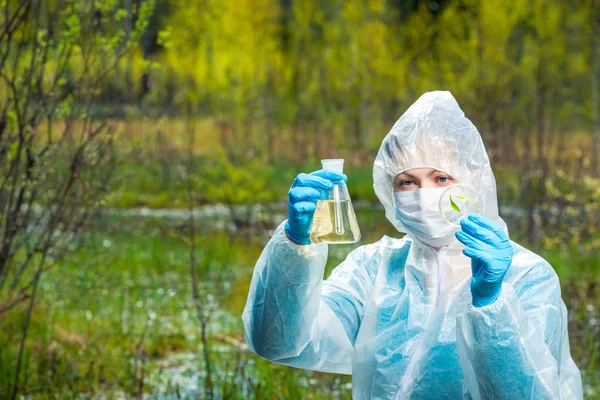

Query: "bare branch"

xmin=0 ymin=0 xmax=30 ymax=44
xmin=0 ymin=292 xmax=29 ymax=315
xmin=10 ymin=252 xmax=45 ymax=400
xmin=0 ymin=1 xmax=153 ymax=395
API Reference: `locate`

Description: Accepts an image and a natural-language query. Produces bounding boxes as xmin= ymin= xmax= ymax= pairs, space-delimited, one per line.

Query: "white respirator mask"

xmin=393 ymin=188 xmax=459 ymax=248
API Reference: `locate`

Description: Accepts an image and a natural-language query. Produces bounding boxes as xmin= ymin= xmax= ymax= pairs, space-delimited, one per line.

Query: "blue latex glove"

xmin=284 ymin=170 xmax=347 ymax=245
xmin=455 ymin=214 xmax=514 ymax=307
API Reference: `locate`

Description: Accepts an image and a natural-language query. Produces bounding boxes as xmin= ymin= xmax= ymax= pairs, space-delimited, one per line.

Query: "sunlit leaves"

xmin=63 ymin=12 xmax=81 ymax=40
xmin=157 ymin=26 xmax=172 ymax=49
xmin=115 ymin=8 xmax=128 ymax=22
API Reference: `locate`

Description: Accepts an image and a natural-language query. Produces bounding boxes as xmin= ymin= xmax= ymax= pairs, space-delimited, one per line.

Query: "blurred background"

xmin=1 ymin=0 xmax=599 ymax=398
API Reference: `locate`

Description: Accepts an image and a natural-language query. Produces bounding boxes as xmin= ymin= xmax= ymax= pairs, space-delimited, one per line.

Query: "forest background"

xmin=1 ymin=0 xmax=599 ymax=398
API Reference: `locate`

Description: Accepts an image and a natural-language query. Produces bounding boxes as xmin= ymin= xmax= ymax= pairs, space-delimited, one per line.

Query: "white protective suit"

xmin=242 ymin=91 xmax=583 ymax=399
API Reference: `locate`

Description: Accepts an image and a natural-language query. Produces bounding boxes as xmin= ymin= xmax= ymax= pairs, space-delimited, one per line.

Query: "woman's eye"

xmin=437 ymin=176 xmax=449 ymax=183
xmin=399 ymin=180 xmax=413 ymax=187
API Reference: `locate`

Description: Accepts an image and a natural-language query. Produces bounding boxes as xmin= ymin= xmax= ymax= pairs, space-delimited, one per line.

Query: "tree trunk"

xmin=292 ymin=118 xmax=304 ymax=165
xmin=244 ymin=112 xmax=253 ymax=152
xmin=536 ymin=62 xmax=547 ymax=176
xmin=217 ymin=119 xmax=228 ymax=150
xmin=265 ymin=105 xmax=276 ymax=163
xmin=125 ymin=0 xmax=134 ymax=102
xmin=139 ymin=0 xmax=152 ymax=101
xmin=504 ymin=120 xmax=516 ymax=167
xmin=530 ymin=60 xmax=549 ymax=244
xmin=353 ymin=104 xmax=361 ymax=152
xmin=592 ymin=0 xmax=600 ymax=175
xmin=313 ymin=119 xmax=320 ymax=160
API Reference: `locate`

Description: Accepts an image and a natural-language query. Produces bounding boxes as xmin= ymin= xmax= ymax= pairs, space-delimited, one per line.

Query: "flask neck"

xmin=328 ymin=180 xmax=349 ymax=201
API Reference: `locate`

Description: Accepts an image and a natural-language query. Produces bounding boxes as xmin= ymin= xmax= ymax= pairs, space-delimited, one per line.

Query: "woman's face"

xmin=393 ymin=168 xmax=457 ymax=192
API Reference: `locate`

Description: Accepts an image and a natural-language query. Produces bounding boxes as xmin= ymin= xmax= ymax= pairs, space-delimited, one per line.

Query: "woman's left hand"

xmin=455 ymin=214 xmax=514 ymax=307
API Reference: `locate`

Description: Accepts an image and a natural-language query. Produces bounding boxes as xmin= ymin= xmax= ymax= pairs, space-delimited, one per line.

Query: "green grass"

xmin=102 ymin=125 xmax=526 ymax=211
xmin=104 ymin=153 xmax=381 ymax=209
xmin=1 ymin=208 xmax=598 ymax=398
xmin=105 ymin=155 xmax=527 ymax=210
xmin=97 ymin=117 xmax=593 ymax=210
xmin=0 ymin=216 xmax=354 ymax=398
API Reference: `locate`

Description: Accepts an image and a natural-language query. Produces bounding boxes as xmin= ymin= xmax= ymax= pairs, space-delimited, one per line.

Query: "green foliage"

xmin=196 ymin=151 xmax=276 ymax=205
xmin=102 ymin=141 xmax=383 ymax=209
xmin=540 ymin=172 xmax=600 ymax=258
xmin=124 ymin=0 xmax=598 ymax=165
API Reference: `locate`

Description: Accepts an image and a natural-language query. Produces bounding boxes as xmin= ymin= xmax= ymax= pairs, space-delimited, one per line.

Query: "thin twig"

xmin=186 ymin=101 xmax=214 ymax=399
xmin=10 ymin=253 xmax=45 ymax=400
xmin=0 ymin=0 xmax=30 ymax=44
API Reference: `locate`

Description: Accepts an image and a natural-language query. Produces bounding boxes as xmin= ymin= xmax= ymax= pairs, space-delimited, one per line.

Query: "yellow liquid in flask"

xmin=309 ymin=199 xmax=361 ymax=244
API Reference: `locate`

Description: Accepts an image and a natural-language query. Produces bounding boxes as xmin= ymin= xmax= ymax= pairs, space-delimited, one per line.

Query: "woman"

xmin=242 ymin=91 xmax=583 ymax=399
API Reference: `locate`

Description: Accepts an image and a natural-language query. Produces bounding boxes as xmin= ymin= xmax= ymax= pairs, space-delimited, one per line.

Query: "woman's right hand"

xmin=284 ymin=170 xmax=347 ymax=245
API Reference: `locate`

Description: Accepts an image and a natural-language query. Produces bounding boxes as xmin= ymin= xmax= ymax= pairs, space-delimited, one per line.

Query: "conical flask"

xmin=309 ymin=159 xmax=361 ymax=244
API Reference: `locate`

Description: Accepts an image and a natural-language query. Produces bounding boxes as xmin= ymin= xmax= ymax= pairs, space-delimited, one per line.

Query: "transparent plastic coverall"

xmin=242 ymin=91 xmax=583 ymax=399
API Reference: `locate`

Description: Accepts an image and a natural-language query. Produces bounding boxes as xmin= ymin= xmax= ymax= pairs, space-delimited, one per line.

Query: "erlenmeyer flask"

xmin=309 ymin=159 xmax=361 ymax=244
